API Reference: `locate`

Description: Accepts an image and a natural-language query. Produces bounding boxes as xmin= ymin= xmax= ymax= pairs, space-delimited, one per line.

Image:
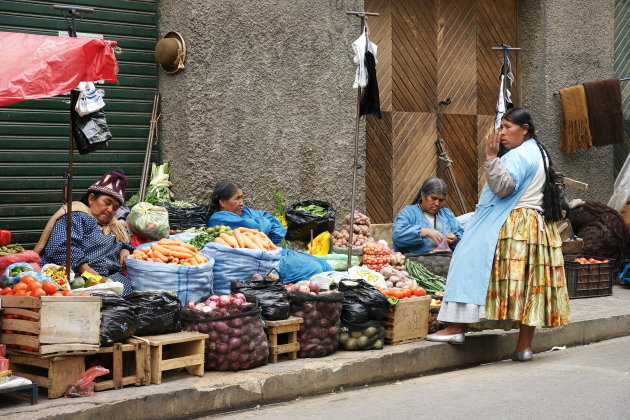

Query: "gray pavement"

xmin=208 ymin=335 xmax=630 ymax=420
xmin=1 ymin=286 xmax=629 ymax=420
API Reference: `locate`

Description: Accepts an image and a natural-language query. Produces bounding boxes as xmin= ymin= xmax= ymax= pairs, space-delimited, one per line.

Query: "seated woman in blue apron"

xmin=392 ymin=177 xmax=464 ymax=254
xmin=207 ymin=181 xmax=332 ymax=283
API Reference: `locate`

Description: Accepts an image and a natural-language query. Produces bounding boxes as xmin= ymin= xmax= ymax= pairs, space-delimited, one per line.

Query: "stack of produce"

xmin=181 ymin=294 xmax=269 ymax=371
xmin=130 ymin=239 xmax=209 ymax=265
xmin=389 ymin=252 xmax=406 ymax=271
xmin=331 ymin=211 xmax=371 ymax=248
xmin=188 ymin=225 xmax=234 ymax=250
xmin=127 ymin=202 xmax=170 ymax=241
xmin=380 ymin=265 xmax=415 ymax=289
xmin=1 ymin=275 xmax=78 ymax=297
xmin=213 ymin=227 xmax=277 ymax=251
xmin=405 ymin=260 xmax=447 ymax=294
xmin=287 ymin=280 xmax=344 ymax=358
xmin=231 ymin=272 xmax=290 ymax=321
xmin=0 ymin=244 xmax=24 ymax=257
xmin=336 ymin=279 xmax=389 ymax=351
xmin=361 ymin=241 xmax=392 ymax=272
xmin=378 ymin=286 xmax=427 ymax=300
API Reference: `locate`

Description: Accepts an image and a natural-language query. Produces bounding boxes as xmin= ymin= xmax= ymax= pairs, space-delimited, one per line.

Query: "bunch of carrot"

xmin=214 ymin=227 xmax=278 ymax=251
xmin=131 ymin=239 xmax=209 ymax=266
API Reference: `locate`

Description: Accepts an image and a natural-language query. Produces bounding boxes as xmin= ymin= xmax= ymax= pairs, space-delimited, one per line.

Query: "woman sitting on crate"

xmin=35 ymin=171 xmax=133 ymax=294
xmin=392 ymin=177 xmax=464 ymax=254
xmin=207 ymin=181 xmax=331 ymax=283
xmin=425 ymin=108 xmax=571 ymax=362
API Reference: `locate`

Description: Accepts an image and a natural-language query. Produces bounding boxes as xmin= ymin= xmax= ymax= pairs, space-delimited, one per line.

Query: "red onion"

xmin=218 ymin=295 xmax=232 ymax=307
xmin=234 ymin=293 xmax=246 ymax=302
xmin=309 ymin=279 xmax=321 ymax=294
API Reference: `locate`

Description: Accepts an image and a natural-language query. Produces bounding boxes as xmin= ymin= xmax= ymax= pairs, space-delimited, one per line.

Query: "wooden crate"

xmin=7 ymin=350 xmax=85 ymax=399
xmin=0 ymin=296 xmax=101 ymax=355
xmin=90 ymin=342 xmax=151 ymax=391
xmin=129 ymin=331 xmax=208 ymax=385
xmin=382 ymin=296 xmax=431 ymax=345
xmin=265 ymin=316 xmax=302 ymax=363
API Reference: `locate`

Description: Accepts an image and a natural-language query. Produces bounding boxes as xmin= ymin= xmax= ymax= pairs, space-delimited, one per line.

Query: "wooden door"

xmin=365 ymin=0 xmax=519 ymax=222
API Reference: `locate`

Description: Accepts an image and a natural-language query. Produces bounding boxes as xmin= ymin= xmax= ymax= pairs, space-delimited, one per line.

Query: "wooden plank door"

xmin=365 ymin=0 xmax=518 ymax=222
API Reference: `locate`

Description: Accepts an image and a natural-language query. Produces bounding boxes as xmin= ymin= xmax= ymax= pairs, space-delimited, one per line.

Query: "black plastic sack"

xmin=405 ymin=253 xmax=452 ymax=278
xmin=285 ymin=200 xmax=335 ymax=242
xmin=336 ymin=279 xmax=389 ymax=329
xmin=158 ymin=202 xmax=210 ymax=230
xmin=124 ymin=291 xmax=182 ymax=336
xmin=231 ymin=278 xmax=290 ymax=321
xmin=98 ymin=294 xmax=139 ymax=346
xmin=71 ymin=90 xmax=111 ymax=155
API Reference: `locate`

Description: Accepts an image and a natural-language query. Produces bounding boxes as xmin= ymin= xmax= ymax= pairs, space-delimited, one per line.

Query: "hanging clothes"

xmin=359 ymin=50 xmax=382 ymax=118
xmin=352 ymin=27 xmax=377 ymax=89
xmin=558 ymin=84 xmax=592 ymax=153
xmin=494 ymin=56 xmax=514 ymax=131
xmin=583 ymin=78 xmax=626 ymax=147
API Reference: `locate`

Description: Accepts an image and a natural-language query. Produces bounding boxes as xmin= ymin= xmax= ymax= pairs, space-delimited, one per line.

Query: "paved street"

xmin=207 ymin=336 xmax=630 ymax=420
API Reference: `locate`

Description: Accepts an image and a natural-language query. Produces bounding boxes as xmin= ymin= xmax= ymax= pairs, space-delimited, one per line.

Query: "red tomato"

xmin=1 ymin=287 xmax=12 ymax=295
xmin=42 ymin=281 xmax=58 ymax=295
xmin=415 ymin=287 xmax=427 ymax=297
xmin=12 ymin=282 xmax=28 ymax=292
xmin=31 ymin=288 xmax=46 ymax=298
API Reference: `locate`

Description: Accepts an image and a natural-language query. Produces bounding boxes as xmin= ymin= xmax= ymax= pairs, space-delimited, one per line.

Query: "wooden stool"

xmin=90 ymin=342 xmax=151 ymax=391
xmin=265 ymin=317 xmax=303 ymax=363
xmin=8 ymin=350 xmax=85 ymax=399
xmin=129 ymin=331 xmax=208 ymax=385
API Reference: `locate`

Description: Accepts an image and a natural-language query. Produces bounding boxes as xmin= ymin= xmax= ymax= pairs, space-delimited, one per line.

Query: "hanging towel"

xmin=359 ymin=50 xmax=382 ymax=118
xmin=583 ymin=78 xmax=626 ymax=147
xmin=559 ymin=84 xmax=593 ymax=153
xmin=352 ymin=28 xmax=377 ymax=89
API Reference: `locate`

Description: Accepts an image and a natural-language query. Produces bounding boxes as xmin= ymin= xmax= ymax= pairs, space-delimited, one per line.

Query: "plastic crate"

xmin=564 ymin=255 xmax=614 ymax=299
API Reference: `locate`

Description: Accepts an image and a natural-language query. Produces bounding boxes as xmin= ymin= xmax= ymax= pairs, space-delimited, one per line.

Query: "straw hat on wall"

xmin=155 ymin=31 xmax=186 ymax=74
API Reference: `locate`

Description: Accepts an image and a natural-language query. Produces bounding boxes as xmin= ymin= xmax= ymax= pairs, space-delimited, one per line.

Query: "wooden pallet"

xmin=7 ymin=350 xmax=85 ymax=399
xmin=265 ymin=316 xmax=303 ymax=363
xmin=129 ymin=331 xmax=208 ymax=385
xmin=90 ymin=342 xmax=151 ymax=391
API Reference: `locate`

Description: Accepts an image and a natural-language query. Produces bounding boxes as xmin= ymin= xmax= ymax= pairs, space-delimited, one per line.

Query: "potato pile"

xmin=332 ymin=211 xmax=371 ymax=248
xmin=389 ymin=252 xmax=406 ymax=271
xmin=380 ymin=265 xmax=415 ymax=289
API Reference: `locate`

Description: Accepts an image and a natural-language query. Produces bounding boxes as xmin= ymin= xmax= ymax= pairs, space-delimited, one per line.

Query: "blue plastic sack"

xmin=619 ymin=263 xmax=630 ymax=284
xmin=1 ymin=262 xmax=56 ymax=288
xmin=126 ymin=256 xmax=214 ymax=305
xmin=200 ymin=242 xmax=282 ymax=295
xmin=279 ymin=248 xmax=333 ymax=284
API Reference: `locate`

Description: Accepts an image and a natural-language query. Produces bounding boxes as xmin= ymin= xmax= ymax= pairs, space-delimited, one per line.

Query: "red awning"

xmin=0 ymin=31 xmax=119 ymax=106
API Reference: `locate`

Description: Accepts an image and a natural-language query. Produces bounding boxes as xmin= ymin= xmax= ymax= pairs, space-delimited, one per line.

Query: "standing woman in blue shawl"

xmin=207 ymin=181 xmax=332 ymax=283
xmin=426 ymin=109 xmax=570 ymax=361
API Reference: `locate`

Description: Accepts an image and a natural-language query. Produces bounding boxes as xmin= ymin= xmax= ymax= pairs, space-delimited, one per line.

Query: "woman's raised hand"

xmin=485 ymin=130 xmax=501 ymax=161
xmin=118 ymin=248 xmax=130 ymax=267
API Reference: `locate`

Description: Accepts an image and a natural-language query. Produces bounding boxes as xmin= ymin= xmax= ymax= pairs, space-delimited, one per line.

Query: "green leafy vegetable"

xmin=294 ymin=204 xmax=327 ymax=216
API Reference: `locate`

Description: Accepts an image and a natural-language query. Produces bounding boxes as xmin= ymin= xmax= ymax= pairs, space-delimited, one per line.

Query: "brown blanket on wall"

xmin=582 ymin=78 xmax=626 ymax=147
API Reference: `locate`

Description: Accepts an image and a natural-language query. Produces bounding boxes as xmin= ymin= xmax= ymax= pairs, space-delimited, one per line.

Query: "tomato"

xmin=416 ymin=287 xmax=427 ymax=297
xmin=28 ymin=281 xmax=42 ymax=292
xmin=391 ymin=290 xmax=403 ymax=299
xmin=602 ymin=259 xmax=609 ymax=263
xmin=1 ymin=287 xmax=12 ymax=295
xmin=12 ymin=282 xmax=28 ymax=292
xmin=19 ymin=275 xmax=35 ymax=285
xmin=62 ymin=290 xmax=74 ymax=296
xmin=587 ymin=258 xmax=597 ymax=264
xmin=51 ymin=292 xmax=63 ymax=296
xmin=31 ymin=288 xmax=46 ymax=298
xmin=3 ymin=290 xmax=14 ymax=296
xmin=78 ymin=293 xmax=90 ymax=296
xmin=401 ymin=288 xmax=412 ymax=298
xmin=14 ymin=290 xmax=27 ymax=296
xmin=42 ymin=281 xmax=58 ymax=295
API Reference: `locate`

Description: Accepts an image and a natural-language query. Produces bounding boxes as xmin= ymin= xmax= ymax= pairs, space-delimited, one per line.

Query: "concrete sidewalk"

xmin=2 ymin=286 xmax=630 ymax=420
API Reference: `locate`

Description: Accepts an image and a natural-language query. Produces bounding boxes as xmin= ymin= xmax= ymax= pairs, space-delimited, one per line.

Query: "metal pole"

xmin=55 ymin=5 xmax=94 ymax=281
xmin=139 ymin=92 xmax=160 ymax=202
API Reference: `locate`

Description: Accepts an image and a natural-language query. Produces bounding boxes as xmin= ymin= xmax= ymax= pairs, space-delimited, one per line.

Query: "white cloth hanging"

xmin=494 ymin=58 xmax=514 ymax=130
xmin=352 ymin=28 xmax=378 ymax=89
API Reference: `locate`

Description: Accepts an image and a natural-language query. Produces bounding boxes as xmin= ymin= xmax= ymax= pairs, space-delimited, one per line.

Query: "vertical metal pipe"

xmin=347 ymin=16 xmax=365 ymax=268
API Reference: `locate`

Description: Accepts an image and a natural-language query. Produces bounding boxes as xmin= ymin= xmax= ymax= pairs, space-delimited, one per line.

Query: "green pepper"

xmin=71 ymin=277 xmax=86 ymax=289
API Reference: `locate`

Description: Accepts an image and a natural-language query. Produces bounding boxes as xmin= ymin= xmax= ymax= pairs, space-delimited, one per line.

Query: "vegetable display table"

xmin=129 ymin=331 xmax=208 ymax=385
xmin=265 ymin=316 xmax=303 ymax=363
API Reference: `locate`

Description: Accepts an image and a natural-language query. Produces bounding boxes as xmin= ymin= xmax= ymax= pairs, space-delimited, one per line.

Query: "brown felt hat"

xmin=155 ymin=31 xmax=186 ymax=74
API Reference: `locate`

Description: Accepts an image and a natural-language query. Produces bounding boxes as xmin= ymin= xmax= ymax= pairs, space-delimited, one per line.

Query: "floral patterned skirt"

xmin=483 ymin=208 xmax=570 ymax=327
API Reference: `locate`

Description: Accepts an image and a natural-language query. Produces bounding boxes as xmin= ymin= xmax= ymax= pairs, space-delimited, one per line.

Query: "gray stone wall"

xmin=159 ymin=0 xmax=365 ymax=220
xmin=519 ymin=0 xmax=616 ymax=203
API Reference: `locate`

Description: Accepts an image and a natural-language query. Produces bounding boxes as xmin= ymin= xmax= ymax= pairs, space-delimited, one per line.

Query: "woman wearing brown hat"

xmin=35 ymin=170 xmax=133 ymax=294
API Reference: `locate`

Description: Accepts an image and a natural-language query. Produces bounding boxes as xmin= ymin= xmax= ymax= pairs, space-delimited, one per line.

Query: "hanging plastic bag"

xmin=336 ymin=279 xmax=389 ymax=328
xmin=127 ymin=202 xmax=170 ymax=241
xmin=64 ymin=366 xmax=110 ymax=398
xmin=75 ymin=82 xmax=106 ymax=116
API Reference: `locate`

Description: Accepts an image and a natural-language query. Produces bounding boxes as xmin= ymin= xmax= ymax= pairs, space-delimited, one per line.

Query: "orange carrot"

xmin=236 ymin=227 xmax=260 ymax=234
xmin=247 ymin=233 xmax=265 ymax=250
xmin=180 ymin=242 xmax=198 ymax=252
xmin=194 ymin=253 xmax=206 ymax=264
xmin=233 ymin=230 xmax=245 ymax=248
xmin=214 ymin=237 xmax=229 ymax=246
xmin=242 ymin=235 xmax=260 ymax=250
xmin=220 ymin=233 xmax=238 ymax=248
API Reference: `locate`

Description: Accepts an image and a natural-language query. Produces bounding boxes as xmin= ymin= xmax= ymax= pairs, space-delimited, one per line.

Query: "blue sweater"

xmin=392 ymin=205 xmax=463 ymax=254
